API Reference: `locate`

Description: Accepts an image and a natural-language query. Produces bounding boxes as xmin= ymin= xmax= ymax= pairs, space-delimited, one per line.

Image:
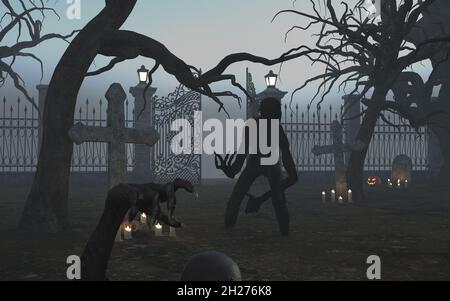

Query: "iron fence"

xmin=1 ymin=95 xmax=430 ymax=175
xmin=282 ymin=103 xmax=428 ymax=172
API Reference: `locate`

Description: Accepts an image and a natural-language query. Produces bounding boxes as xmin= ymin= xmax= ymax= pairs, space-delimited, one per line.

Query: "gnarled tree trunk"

xmin=347 ymin=88 xmax=388 ymax=202
xmin=19 ymin=0 xmax=138 ymax=232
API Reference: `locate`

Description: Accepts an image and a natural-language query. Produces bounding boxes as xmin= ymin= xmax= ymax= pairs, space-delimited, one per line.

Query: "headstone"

xmin=312 ymin=120 xmax=365 ymax=200
xmin=391 ymin=155 xmax=412 ymax=184
xmin=180 ymin=251 xmax=242 ymax=281
xmin=68 ymin=83 xmax=160 ymax=188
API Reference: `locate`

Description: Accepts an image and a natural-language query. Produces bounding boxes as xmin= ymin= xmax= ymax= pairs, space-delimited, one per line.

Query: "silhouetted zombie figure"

xmin=215 ymin=97 xmax=298 ymax=236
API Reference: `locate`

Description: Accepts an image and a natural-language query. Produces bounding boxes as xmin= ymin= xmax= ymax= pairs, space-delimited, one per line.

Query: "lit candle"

xmin=338 ymin=196 xmax=343 ymax=204
xmin=397 ymin=179 xmax=401 ymax=188
xmin=388 ymin=179 xmax=393 ymax=188
xmin=140 ymin=213 xmax=147 ymax=224
xmin=348 ymin=189 xmax=353 ymax=203
xmin=169 ymin=226 xmax=177 ymax=238
xmin=322 ymin=191 xmax=326 ymax=203
xmin=124 ymin=225 xmax=132 ymax=240
xmin=155 ymin=222 xmax=163 ymax=237
xmin=404 ymin=179 xmax=408 ymax=188
xmin=331 ymin=190 xmax=336 ymax=203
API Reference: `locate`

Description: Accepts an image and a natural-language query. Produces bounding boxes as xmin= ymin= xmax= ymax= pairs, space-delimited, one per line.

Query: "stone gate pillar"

xmin=129 ymin=83 xmax=157 ymax=183
xmin=427 ymin=128 xmax=443 ymax=177
xmin=37 ymin=84 xmax=48 ymax=151
xmin=342 ymin=94 xmax=361 ymax=164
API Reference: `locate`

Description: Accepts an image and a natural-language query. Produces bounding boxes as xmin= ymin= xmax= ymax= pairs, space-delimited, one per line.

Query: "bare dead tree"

xmin=0 ymin=0 xmax=78 ymax=110
xmin=273 ymin=0 xmax=450 ymax=201
xmin=19 ymin=0 xmax=330 ymax=232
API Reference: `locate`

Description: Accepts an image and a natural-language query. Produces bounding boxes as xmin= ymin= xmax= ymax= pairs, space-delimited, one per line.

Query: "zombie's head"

xmin=260 ymin=97 xmax=282 ymax=119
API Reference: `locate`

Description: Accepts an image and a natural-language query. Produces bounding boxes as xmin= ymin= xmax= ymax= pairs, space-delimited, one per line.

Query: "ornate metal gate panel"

xmin=152 ymin=85 xmax=202 ymax=184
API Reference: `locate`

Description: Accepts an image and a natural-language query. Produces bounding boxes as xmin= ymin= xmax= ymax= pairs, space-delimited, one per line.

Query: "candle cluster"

xmin=321 ymin=189 xmax=352 ymax=203
xmin=115 ymin=212 xmax=178 ymax=242
xmin=387 ymin=178 xmax=409 ymax=189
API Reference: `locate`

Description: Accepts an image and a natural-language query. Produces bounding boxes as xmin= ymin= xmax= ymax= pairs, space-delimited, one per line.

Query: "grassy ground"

xmin=0 ymin=179 xmax=450 ymax=281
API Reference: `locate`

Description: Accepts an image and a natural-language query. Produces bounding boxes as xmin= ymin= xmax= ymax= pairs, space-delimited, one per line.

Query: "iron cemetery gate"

xmin=0 ymin=84 xmax=202 ymax=184
xmin=151 ymin=84 xmax=202 ymax=184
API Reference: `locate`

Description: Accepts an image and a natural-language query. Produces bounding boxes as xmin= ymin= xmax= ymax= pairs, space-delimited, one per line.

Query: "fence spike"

xmin=2 ymin=96 xmax=6 ymax=103
xmin=17 ymin=97 xmax=20 ymax=103
xmin=86 ymin=98 xmax=89 ymax=105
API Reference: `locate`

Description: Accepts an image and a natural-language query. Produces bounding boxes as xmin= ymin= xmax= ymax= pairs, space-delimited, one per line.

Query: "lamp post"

xmin=247 ymin=70 xmax=287 ymax=119
xmin=264 ymin=70 xmax=278 ymax=88
xmin=138 ymin=65 xmax=149 ymax=84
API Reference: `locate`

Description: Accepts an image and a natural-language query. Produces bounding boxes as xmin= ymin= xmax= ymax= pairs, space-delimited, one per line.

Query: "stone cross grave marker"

xmin=69 ymin=83 xmax=160 ymax=188
xmin=312 ymin=120 xmax=365 ymax=200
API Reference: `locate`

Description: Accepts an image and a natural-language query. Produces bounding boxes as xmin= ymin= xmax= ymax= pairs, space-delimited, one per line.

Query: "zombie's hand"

xmin=214 ymin=153 xmax=238 ymax=179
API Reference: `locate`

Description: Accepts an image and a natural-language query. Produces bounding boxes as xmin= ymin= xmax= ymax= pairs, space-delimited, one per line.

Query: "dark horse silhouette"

xmin=80 ymin=178 xmax=195 ymax=280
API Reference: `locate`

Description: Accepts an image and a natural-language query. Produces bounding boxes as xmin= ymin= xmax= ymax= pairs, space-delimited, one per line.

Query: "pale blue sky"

xmin=2 ymin=1 xmax=432 ymax=109
xmin=1 ymin=0 xmax=433 ymax=177
xmin=2 ymin=0 xmax=355 ymax=108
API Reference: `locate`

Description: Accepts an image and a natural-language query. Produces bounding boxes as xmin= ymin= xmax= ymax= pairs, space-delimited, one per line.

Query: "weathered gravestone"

xmin=391 ymin=155 xmax=412 ymax=185
xmin=68 ymin=83 xmax=160 ymax=188
xmin=312 ymin=120 xmax=365 ymax=200
xmin=180 ymin=251 xmax=242 ymax=281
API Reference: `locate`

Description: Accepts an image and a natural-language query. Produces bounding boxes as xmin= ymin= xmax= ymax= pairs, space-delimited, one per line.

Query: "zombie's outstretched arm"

xmin=215 ymin=153 xmax=247 ymax=179
xmin=215 ymin=127 xmax=250 ymax=178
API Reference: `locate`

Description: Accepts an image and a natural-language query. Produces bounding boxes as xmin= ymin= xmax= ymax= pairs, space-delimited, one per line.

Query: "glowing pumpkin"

xmin=367 ymin=176 xmax=381 ymax=187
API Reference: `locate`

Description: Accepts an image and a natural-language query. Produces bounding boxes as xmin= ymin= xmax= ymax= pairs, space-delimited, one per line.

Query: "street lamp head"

xmin=138 ymin=65 xmax=149 ymax=84
xmin=265 ymin=70 xmax=278 ymax=88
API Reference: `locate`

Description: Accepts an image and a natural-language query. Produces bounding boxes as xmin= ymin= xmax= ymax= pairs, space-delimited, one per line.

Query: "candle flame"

xmin=155 ymin=223 xmax=163 ymax=230
xmin=141 ymin=213 xmax=146 ymax=218
xmin=125 ymin=225 xmax=132 ymax=232
xmin=331 ymin=190 xmax=335 ymax=193
xmin=348 ymin=189 xmax=352 ymax=193
xmin=322 ymin=191 xmax=326 ymax=195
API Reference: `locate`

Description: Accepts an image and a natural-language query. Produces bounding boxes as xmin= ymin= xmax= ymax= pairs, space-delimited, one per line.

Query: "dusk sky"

xmin=3 ymin=1 xmax=432 ymax=109
xmin=1 ymin=0 xmax=433 ymax=177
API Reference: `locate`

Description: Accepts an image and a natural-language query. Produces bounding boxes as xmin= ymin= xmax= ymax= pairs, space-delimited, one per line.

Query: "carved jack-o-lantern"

xmin=367 ymin=176 xmax=381 ymax=187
